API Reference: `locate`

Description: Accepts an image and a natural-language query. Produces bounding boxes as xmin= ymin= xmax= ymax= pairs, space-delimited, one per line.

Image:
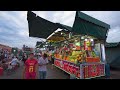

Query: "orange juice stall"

xmin=47 ymin=32 xmax=106 ymax=79
xmin=47 ymin=12 xmax=110 ymax=79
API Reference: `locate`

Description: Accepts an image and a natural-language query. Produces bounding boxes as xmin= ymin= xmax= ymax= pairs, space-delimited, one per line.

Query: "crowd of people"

xmin=0 ymin=48 xmax=11 ymax=63
xmin=0 ymin=47 xmax=49 ymax=79
xmin=0 ymin=48 xmax=20 ymax=72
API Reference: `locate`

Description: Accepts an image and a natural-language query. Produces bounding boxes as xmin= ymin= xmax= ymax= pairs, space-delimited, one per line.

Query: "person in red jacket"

xmin=23 ymin=53 xmax=38 ymax=79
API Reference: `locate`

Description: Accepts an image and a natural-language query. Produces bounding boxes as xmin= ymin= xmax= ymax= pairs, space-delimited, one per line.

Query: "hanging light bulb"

xmin=81 ymin=36 xmax=84 ymax=39
xmin=90 ymin=39 xmax=93 ymax=41
xmin=75 ymin=39 xmax=77 ymax=42
xmin=85 ymin=39 xmax=87 ymax=41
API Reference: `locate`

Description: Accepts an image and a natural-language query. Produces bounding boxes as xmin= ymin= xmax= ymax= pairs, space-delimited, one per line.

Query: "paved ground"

xmin=0 ymin=61 xmax=24 ymax=79
xmin=0 ymin=61 xmax=69 ymax=79
xmin=110 ymin=69 xmax=120 ymax=79
xmin=0 ymin=61 xmax=119 ymax=79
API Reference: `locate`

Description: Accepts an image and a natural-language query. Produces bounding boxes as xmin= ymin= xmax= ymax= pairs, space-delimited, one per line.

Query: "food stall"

xmin=47 ymin=12 xmax=110 ymax=79
xmin=47 ymin=30 xmax=105 ymax=79
xmin=27 ymin=11 xmax=110 ymax=79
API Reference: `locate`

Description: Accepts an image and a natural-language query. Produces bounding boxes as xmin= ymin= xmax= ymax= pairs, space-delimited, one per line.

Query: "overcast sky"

xmin=0 ymin=11 xmax=120 ymax=49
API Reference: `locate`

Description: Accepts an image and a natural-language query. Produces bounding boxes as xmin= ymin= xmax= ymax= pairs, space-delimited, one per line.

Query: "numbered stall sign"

xmin=29 ymin=66 xmax=34 ymax=73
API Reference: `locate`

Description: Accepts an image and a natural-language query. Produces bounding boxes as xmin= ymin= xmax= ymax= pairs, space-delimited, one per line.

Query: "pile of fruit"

xmin=69 ymin=51 xmax=80 ymax=63
xmin=54 ymin=37 xmax=101 ymax=64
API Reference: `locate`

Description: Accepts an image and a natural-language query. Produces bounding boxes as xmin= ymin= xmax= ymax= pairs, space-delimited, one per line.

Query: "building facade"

xmin=0 ymin=44 xmax=12 ymax=52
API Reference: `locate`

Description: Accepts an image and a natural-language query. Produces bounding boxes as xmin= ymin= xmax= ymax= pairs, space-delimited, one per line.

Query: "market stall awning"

xmin=27 ymin=11 xmax=58 ymax=39
xmin=72 ymin=11 xmax=110 ymax=40
xmin=47 ymin=30 xmax=70 ymax=42
xmin=27 ymin=11 xmax=72 ymax=39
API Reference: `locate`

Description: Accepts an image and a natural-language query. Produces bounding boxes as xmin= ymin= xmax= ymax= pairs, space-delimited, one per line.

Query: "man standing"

xmin=38 ymin=53 xmax=48 ymax=79
xmin=23 ymin=53 xmax=38 ymax=79
xmin=22 ymin=53 xmax=28 ymax=64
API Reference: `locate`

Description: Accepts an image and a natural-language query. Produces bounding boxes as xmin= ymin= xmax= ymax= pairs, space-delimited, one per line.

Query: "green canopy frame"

xmin=72 ymin=11 xmax=110 ymax=40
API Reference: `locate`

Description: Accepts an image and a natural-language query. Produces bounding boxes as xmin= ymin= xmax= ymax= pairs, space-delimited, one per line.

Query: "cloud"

xmin=106 ymin=26 xmax=120 ymax=42
xmin=82 ymin=11 xmax=120 ymax=28
xmin=0 ymin=11 xmax=41 ymax=49
xmin=52 ymin=11 xmax=76 ymax=26
xmin=18 ymin=30 xmax=29 ymax=36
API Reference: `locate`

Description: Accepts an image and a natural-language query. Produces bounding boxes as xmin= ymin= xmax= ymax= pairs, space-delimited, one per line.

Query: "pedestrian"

xmin=38 ymin=53 xmax=48 ymax=79
xmin=22 ymin=54 xmax=27 ymax=64
xmin=23 ymin=53 xmax=38 ymax=79
xmin=0 ymin=52 xmax=2 ymax=63
xmin=105 ymin=61 xmax=111 ymax=79
xmin=10 ymin=56 xmax=19 ymax=68
xmin=1 ymin=52 xmax=5 ymax=63
xmin=38 ymin=51 xmax=42 ymax=59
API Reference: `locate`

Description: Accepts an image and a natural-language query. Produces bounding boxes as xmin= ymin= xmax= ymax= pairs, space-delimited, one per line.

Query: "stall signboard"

xmin=54 ymin=59 xmax=105 ymax=79
xmin=81 ymin=63 xmax=105 ymax=79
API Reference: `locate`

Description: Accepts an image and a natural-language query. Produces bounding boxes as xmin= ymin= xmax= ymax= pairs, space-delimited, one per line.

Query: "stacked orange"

xmin=66 ymin=56 xmax=69 ymax=61
xmin=86 ymin=57 xmax=100 ymax=63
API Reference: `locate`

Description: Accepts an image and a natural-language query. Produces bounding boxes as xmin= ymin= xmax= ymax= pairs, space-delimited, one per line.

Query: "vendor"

xmin=105 ymin=61 xmax=111 ymax=79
